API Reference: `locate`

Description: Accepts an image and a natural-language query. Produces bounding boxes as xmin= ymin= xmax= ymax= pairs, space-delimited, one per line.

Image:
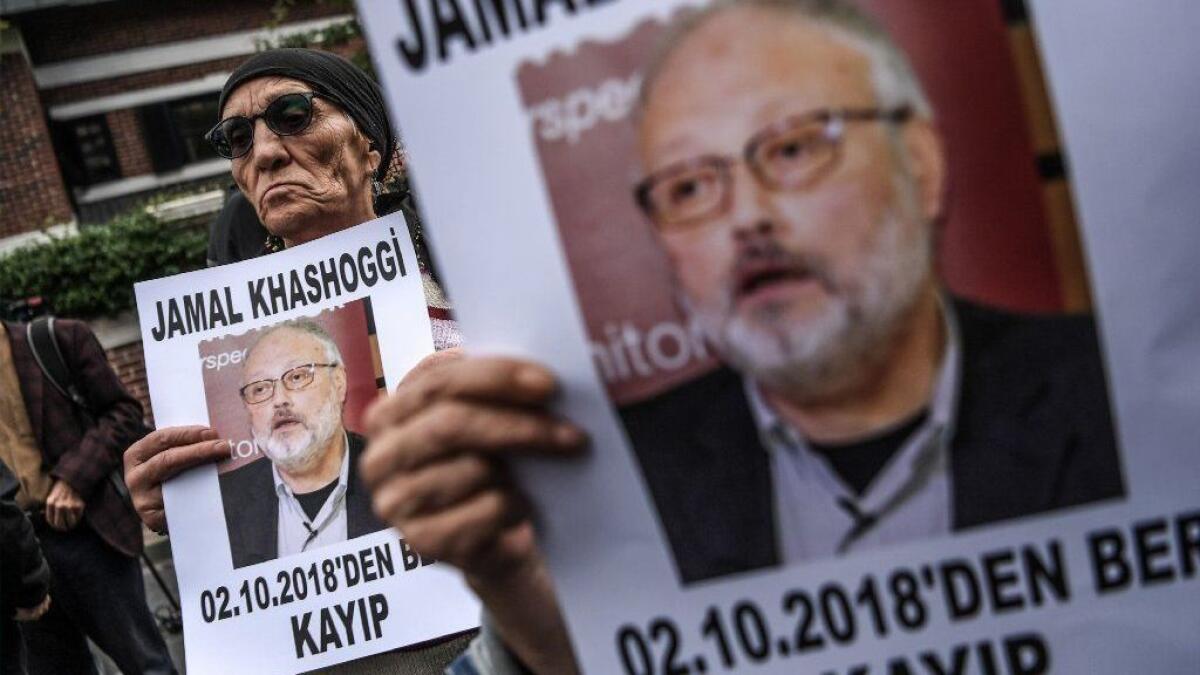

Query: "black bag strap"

xmin=27 ymin=316 xmax=92 ymax=413
xmin=26 ymin=317 xmax=133 ymax=502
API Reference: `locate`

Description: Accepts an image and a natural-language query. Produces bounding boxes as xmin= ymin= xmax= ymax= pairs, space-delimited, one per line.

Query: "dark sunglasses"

xmin=205 ymin=92 xmax=323 ymax=160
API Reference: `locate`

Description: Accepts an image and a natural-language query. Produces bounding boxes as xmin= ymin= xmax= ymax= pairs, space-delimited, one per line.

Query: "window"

xmin=53 ymin=116 xmax=121 ymax=187
xmin=170 ymin=95 xmax=221 ymax=164
xmin=140 ymin=93 xmax=220 ymax=172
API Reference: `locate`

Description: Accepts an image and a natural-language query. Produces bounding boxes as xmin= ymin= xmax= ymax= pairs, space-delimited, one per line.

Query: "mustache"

xmin=730 ymin=240 xmax=838 ymax=299
xmin=271 ymin=411 xmax=306 ymax=431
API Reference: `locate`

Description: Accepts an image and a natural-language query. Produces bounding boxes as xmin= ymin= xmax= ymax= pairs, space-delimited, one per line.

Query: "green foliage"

xmin=273 ymin=18 xmax=358 ymax=49
xmin=0 ymin=211 xmax=208 ymax=320
xmin=255 ymin=0 xmax=373 ymax=77
xmin=263 ymin=18 xmax=373 ymax=78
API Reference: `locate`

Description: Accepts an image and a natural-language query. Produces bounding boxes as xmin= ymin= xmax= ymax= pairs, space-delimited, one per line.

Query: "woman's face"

xmin=221 ymin=76 xmax=381 ymax=245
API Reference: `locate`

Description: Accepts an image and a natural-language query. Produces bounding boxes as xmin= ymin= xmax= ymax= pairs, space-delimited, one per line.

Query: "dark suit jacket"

xmin=1 ymin=462 xmax=50 ymax=618
xmin=620 ymin=298 xmax=1126 ymax=584
xmin=3 ymin=320 xmax=146 ymax=558
xmin=219 ymin=431 xmax=384 ymax=569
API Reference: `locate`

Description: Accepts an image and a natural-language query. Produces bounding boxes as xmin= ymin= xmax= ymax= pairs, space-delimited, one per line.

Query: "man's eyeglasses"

xmin=205 ymin=92 xmax=324 ymax=160
xmin=634 ymin=106 xmax=912 ymax=232
xmin=239 ymin=362 xmax=339 ymax=405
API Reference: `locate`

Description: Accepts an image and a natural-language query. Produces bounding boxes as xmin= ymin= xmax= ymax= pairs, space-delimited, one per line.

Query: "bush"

xmin=0 ymin=211 xmax=208 ymax=320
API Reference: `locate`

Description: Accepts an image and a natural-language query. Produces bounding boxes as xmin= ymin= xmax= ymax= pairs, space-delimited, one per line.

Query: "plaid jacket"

xmin=3 ymin=319 xmax=146 ymax=558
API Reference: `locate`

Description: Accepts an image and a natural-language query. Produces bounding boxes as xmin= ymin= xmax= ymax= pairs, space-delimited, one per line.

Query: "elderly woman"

xmin=122 ymin=48 xmax=473 ymax=673
xmin=125 ymin=47 xmax=396 ymax=540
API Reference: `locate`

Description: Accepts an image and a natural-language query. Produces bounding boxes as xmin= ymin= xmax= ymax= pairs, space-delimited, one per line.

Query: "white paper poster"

xmin=358 ymin=1 xmax=1199 ymax=672
xmin=135 ymin=214 xmax=479 ymax=673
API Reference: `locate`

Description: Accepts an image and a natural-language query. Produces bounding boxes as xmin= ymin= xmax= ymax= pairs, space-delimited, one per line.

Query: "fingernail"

xmin=554 ymin=423 xmax=585 ymax=446
xmin=517 ymin=367 xmax=555 ymax=393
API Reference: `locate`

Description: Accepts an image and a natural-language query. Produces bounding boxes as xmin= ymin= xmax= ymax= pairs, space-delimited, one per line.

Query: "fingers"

xmin=48 ymin=506 xmax=78 ymax=531
xmin=61 ymin=504 xmax=82 ymax=531
xmin=359 ymin=354 xmax=581 ymax=586
xmin=366 ymin=356 xmax=558 ymax=435
xmin=129 ymin=437 xmax=228 ymax=489
xmin=46 ymin=483 xmax=84 ymax=531
xmin=372 ymin=454 xmax=498 ymax=524
xmin=462 ymin=522 xmax=541 ymax=588
xmin=137 ymin=496 xmax=167 ymax=535
xmin=124 ymin=426 xmax=227 ymax=534
xmin=46 ymin=499 xmax=64 ymax=531
xmin=126 ymin=438 xmax=226 ymax=532
xmin=44 ymin=483 xmax=61 ymax=530
xmin=360 ymin=402 xmax=584 ymax=489
xmin=127 ymin=471 xmax=165 ymax=533
xmin=364 ymin=407 xmax=547 ymax=582
xmin=125 ymin=426 xmax=218 ymax=470
xmin=398 ymin=488 xmax=531 ymax=574
xmin=398 ymin=347 xmax=465 ymax=388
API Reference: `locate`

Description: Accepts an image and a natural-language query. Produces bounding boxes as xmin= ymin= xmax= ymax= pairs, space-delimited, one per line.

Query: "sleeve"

xmin=206 ymin=203 xmax=226 ymax=267
xmin=445 ymin=615 xmax=533 ymax=675
xmin=48 ymin=320 xmax=146 ymax=497
xmin=0 ymin=494 xmax=50 ymax=616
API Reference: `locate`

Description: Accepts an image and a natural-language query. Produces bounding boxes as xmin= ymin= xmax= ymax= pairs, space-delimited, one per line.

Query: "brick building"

xmin=0 ymin=0 xmax=351 ymax=235
xmin=0 ymin=0 xmax=355 ymax=420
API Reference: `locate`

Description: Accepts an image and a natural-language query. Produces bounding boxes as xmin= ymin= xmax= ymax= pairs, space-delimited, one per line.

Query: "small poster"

xmin=135 ymin=214 xmax=479 ymax=673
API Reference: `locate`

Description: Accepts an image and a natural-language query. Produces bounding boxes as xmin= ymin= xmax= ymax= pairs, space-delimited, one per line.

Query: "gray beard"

xmin=253 ymin=396 xmax=342 ymax=474
xmin=688 ymin=208 xmax=932 ymax=404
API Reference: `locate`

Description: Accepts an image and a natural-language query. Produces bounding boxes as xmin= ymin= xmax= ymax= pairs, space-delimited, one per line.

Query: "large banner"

xmin=360 ymin=1 xmax=1199 ymax=672
xmin=136 ymin=215 xmax=479 ymax=673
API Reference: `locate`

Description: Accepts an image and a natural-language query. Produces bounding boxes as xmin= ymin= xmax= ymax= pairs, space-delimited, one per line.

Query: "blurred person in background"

xmin=1 ymin=461 xmax=51 ymax=675
xmin=1 ymin=316 xmax=174 ymax=675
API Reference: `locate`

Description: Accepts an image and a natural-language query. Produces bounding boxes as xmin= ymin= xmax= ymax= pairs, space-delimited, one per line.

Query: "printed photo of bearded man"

xmin=219 ymin=319 xmax=383 ymax=568
xmin=621 ymin=0 xmax=1124 ymax=585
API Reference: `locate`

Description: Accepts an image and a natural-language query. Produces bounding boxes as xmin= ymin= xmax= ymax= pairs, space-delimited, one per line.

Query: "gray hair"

xmin=640 ymin=0 xmax=933 ymax=119
xmin=248 ymin=318 xmax=342 ymax=366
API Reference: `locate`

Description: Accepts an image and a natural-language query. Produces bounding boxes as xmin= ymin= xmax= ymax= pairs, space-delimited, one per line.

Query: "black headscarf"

xmin=218 ymin=48 xmax=394 ymax=181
